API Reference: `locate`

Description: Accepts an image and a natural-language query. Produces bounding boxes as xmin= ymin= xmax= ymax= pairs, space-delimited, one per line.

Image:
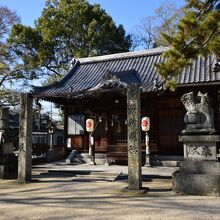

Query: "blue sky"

xmin=1 ymin=0 xmax=185 ymax=32
xmin=0 ymin=0 xmax=185 ymax=115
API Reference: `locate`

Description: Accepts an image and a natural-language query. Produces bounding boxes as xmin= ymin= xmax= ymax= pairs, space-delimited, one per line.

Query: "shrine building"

xmin=32 ymin=47 xmax=220 ymax=164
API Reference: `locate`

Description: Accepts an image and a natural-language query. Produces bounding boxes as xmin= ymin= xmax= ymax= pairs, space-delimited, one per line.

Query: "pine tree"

xmin=156 ymin=0 xmax=220 ymax=90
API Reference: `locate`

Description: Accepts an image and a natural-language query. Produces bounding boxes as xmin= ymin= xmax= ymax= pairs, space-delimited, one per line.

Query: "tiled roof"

xmin=33 ymin=47 xmax=220 ymax=97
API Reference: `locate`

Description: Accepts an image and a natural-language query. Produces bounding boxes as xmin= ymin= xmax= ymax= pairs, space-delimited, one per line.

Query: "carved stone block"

xmin=179 ymin=135 xmax=219 ymax=161
xmin=184 ymin=143 xmax=216 ymax=160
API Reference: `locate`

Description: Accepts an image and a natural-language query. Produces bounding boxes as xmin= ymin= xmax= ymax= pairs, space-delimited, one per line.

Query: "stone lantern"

xmin=0 ymin=107 xmax=17 ymax=179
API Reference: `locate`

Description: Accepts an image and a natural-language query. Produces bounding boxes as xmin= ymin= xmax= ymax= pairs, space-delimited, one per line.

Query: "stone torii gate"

xmin=18 ymin=86 xmax=143 ymax=190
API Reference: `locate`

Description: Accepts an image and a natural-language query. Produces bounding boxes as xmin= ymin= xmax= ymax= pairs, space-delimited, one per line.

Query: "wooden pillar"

xmin=127 ymin=83 xmax=142 ymax=190
xmin=18 ymin=93 xmax=33 ymax=183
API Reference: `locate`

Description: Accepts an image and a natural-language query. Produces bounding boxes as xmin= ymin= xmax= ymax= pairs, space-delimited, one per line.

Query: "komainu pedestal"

xmin=173 ymin=160 xmax=220 ymax=195
xmin=173 ymin=91 xmax=220 ymax=196
xmin=173 ymin=135 xmax=220 ymax=195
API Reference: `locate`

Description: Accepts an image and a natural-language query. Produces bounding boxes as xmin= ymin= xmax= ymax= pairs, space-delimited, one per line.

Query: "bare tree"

xmin=132 ymin=16 xmax=158 ymax=49
xmin=0 ymin=6 xmax=20 ymax=40
xmin=132 ymin=1 xmax=183 ymax=50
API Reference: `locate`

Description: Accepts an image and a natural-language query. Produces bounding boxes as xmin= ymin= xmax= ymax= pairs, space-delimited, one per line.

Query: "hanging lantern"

xmin=141 ymin=117 xmax=150 ymax=132
xmin=86 ymin=119 xmax=94 ymax=132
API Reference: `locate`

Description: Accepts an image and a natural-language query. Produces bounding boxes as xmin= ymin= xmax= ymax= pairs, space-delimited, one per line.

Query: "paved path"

xmin=0 ymin=162 xmax=219 ymax=220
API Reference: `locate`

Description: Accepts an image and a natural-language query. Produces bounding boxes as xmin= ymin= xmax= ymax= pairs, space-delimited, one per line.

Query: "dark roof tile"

xmin=33 ymin=47 xmax=219 ymax=97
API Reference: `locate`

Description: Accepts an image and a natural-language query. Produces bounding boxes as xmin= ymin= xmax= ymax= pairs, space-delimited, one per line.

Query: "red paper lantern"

xmin=141 ymin=117 xmax=150 ymax=131
xmin=86 ymin=119 xmax=94 ymax=132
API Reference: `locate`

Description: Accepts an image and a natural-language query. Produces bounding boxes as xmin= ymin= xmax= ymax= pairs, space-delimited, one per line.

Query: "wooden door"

xmin=157 ymin=99 xmax=184 ymax=155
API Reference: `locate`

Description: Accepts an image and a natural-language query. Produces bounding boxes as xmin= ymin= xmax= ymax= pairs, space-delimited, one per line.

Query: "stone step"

xmin=72 ymin=157 xmax=87 ymax=164
xmin=47 ymin=169 xmax=118 ymax=177
xmin=94 ymin=159 xmax=107 ymax=165
xmin=71 ymin=153 xmax=107 ymax=165
xmin=72 ymin=157 xmax=106 ymax=165
xmin=150 ymin=160 xmax=180 ymax=167
xmin=39 ymin=172 xmax=77 ymax=177
xmin=151 ymin=155 xmax=183 ymax=161
xmin=69 ymin=152 xmax=182 ymax=166
xmin=113 ymin=173 xmax=171 ymax=182
xmin=37 ymin=170 xmax=172 ymax=184
xmin=80 ymin=153 xmax=106 ymax=159
xmin=150 ymin=155 xmax=183 ymax=167
xmin=38 ymin=170 xmax=120 ymax=181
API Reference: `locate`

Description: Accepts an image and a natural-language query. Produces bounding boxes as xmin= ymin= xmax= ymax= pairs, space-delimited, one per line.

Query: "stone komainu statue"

xmin=181 ymin=91 xmax=215 ymax=134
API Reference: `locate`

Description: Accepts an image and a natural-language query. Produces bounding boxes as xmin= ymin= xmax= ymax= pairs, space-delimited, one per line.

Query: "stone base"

xmin=172 ymin=161 xmax=220 ymax=196
xmin=121 ymin=186 xmax=149 ymax=194
xmin=0 ymin=164 xmax=17 ymax=179
xmin=172 ymin=171 xmax=220 ymax=196
xmin=0 ymin=154 xmax=17 ymax=179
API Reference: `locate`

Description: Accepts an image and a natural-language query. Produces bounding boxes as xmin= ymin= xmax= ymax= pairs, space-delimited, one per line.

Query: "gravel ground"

xmin=0 ymin=163 xmax=219 ymax=220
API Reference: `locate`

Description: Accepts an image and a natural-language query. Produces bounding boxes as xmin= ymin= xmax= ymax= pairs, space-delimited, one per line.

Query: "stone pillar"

xmin=127 ymin=83 xmax=142 ymax=190
xmin=18 ymin=93 xmax=33 ymax=183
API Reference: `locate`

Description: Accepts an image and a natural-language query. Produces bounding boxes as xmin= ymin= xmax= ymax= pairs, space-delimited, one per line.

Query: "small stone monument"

xmin=173 ymin=92 xmax=220 ymax=195
xmin=47 ymin=123 xmax=59 ymax=162
xmin=0 ymin=107 xmax=17 ymax=179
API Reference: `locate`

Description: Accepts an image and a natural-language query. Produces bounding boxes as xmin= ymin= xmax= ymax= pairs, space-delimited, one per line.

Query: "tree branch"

xmin=202 ymin=26 xmax=218 ymax=47
xmin=0 ymin=75 xmax=8 ymax=87
xmin=43 ymin=65 xmax=61 ymax=76
xmin=195 ymin=0 xmax=215 ymax=18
